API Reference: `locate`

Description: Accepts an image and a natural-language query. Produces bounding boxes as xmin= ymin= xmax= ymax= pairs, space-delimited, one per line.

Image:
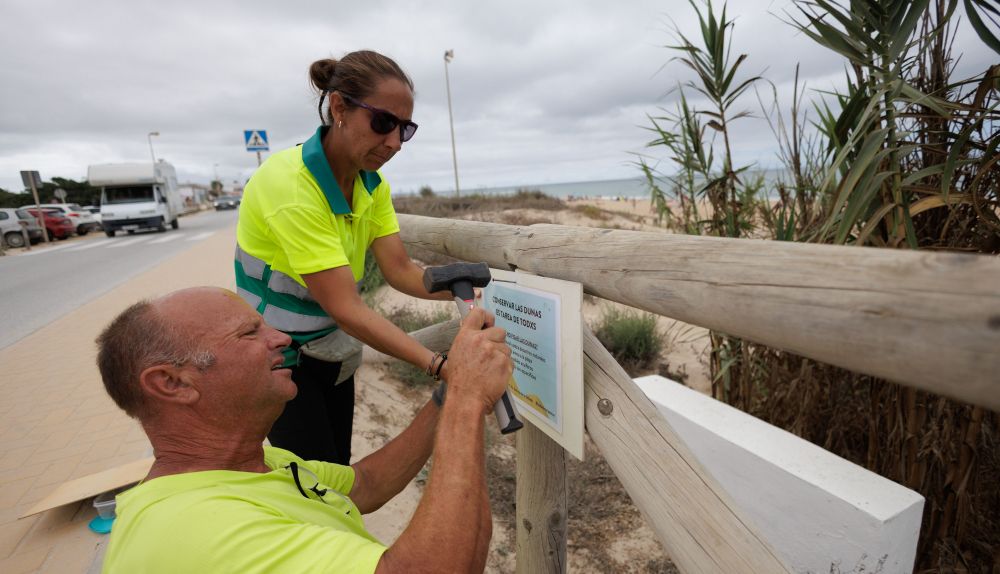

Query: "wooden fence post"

xmin=514 ymin=266 xmax=568 ymax=573
xmin=515 ymin=422 xmax=567 ymax=574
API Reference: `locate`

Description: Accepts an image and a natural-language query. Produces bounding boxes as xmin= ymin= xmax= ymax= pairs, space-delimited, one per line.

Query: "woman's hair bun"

xmin=309 ymin=58 xmax=339 ymax=92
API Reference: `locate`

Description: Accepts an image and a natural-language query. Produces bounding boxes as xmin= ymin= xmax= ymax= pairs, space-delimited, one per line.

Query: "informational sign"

xmin=20 ymin=170 xmax=42 ymax=189
xmin=490 ymin=284 xmax=561 ymax=426
xmin=484 ymin=269 xmax=584 ymax=460
xmin=244 ymin=130 xmax=269 ymax=151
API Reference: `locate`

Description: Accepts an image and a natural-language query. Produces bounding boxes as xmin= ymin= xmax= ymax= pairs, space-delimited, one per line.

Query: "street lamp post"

xmin=212 ymin=163 xmax=221 ymax=198
xmin=147 ymin=131 xmax=160 ymax=164
xmin=443 ymin=49 xmax=460 ymax=197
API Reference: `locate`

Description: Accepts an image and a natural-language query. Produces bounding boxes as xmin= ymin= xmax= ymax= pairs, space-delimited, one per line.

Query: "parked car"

xmin=38 ymin=203 xmax=101 ymax=235
xmin=81 ymin=205 xmax=102 ymax=225
xmin=23 ymin=208 xmax=75 ymax=240
xmin=0 ymin=208 xmax=44 ymax=248
xmin=213 ymin=195 xmax=241 ymax=210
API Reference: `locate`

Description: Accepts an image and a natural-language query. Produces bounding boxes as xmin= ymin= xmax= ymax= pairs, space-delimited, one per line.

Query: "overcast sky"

xmin=1 ymin=0 xmax=993 ymax=195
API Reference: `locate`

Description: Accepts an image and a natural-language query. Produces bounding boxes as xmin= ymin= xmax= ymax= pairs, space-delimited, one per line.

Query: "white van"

xmin=88 ymin=161 xmax=182 ymax=237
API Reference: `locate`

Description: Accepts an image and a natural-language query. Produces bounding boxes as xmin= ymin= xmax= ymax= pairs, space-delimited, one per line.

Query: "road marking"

xmin=149 ymin=233 xmax=184 ymax=244
xmin=11 ymin=228 xmax=217 ymax=256
xmin=65 ymin=239 xmax=115 ymax=252
xmin=107 ymin=236 xmax=153 ymax=248
xmin=17 ymin=242 xmax=74 ymax=257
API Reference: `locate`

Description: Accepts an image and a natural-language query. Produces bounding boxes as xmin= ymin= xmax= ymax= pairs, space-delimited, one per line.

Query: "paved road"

xmin=0 ymin=209 xmax=238 ymax=350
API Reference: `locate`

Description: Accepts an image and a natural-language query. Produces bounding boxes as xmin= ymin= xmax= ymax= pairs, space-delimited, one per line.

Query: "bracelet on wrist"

xmin=425 ymin=351 xmax=443 ymax=378
xmin=433 ymin=353 xmax=448 ymax=381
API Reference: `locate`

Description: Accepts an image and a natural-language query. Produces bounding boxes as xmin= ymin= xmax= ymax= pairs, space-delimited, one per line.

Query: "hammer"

xmin=423 ymin=262 xmax=524 ymax=434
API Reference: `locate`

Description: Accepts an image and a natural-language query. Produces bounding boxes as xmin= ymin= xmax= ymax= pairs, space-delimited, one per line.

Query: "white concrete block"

xmin=634 ymin=375 xmax=924 ymax=574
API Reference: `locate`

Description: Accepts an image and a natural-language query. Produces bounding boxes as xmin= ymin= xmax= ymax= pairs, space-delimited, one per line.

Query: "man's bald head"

xmin=153 ymin=287 xmax=253 ymax=342
xmin=96 ymin=287 xmax=230 ymax=419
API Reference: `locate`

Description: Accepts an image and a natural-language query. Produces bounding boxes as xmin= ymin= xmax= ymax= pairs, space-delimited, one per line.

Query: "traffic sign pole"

xmin=244 ymin=130 xmax=269 ymax=168
xmin=20 ymin=171 xmax=49 ymax=243
xmin=29 ymin=179 xmax=50 ymax=244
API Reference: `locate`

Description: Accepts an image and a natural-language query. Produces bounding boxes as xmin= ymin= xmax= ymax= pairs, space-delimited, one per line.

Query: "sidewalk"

xmin=0 ymin=225 xmax=237 ymax=573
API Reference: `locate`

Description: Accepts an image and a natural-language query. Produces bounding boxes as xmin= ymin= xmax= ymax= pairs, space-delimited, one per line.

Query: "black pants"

xmin=267 ymin=353 xmax=355 ymax=465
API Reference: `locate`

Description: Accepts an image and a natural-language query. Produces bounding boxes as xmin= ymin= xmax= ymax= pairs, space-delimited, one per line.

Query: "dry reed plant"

xmin=641 ymin=1 xmax=1000 ymax=571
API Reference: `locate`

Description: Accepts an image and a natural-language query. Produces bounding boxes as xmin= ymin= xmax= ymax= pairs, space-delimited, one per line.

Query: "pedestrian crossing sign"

xmin=244 ymin=130 xmax=269 ymax=152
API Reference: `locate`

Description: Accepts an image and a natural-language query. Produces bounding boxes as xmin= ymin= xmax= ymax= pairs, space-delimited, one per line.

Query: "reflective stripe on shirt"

xmin=235 ymin=244 xmax=337 ymax=334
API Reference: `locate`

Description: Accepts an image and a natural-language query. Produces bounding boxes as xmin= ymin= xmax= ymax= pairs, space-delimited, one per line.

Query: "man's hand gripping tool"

xmin=423 ymin=262 xmax=524 ymax=434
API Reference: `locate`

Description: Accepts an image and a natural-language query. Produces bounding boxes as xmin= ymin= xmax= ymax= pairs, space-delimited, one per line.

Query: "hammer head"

xmin=423 ymin=262 xmax=492 ymax=294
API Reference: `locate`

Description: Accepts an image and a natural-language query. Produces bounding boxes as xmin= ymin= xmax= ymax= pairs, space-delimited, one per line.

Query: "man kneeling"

xmin=96 ymin=287 xmax=512 ymax=573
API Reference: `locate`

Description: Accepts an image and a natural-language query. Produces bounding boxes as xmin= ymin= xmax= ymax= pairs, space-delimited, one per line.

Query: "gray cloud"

xmin=1 ymin=0 xmax=994 ymax=194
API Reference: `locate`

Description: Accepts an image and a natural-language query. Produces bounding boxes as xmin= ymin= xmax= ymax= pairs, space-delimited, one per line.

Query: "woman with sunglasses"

xmin=235 ymin=50 xmax=452 ymax=465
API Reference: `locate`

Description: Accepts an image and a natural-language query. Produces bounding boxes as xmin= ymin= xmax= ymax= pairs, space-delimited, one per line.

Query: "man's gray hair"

xmin=96 ymin=300 xmax=216 ymax=419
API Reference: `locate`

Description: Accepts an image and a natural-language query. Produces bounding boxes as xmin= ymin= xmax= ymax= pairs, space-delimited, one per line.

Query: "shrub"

xmin=510 ymin=189 xmax=564 ymax=211
xmin=573 ymin=204 xmax=608 ymax=221
xmin=394 ymin=189 xmax=564 ymax=218
xmin=358 ymin=251 xmax=385 ymax=295
xmin=593 ymin=306 xmax=664 ymax=374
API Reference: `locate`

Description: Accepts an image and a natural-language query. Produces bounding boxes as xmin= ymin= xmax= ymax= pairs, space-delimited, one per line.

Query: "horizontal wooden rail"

xmin=398 ymin=214 xmax=1000 ymax=412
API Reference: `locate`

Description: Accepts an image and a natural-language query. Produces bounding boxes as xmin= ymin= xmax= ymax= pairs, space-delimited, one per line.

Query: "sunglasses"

xmin=341 ymin=93 xmax=418 ymax=142
xmin=285 ymin=462 xmax=351 ymax=514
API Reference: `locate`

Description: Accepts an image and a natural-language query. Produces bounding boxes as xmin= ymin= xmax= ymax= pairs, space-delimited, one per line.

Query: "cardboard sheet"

xmin=20 ymin=456 xmax=153 ymax=518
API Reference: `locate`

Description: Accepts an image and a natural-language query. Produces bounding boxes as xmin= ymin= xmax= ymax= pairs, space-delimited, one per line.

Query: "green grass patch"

xmin=593 ymin=306 xmax=664 ymax=375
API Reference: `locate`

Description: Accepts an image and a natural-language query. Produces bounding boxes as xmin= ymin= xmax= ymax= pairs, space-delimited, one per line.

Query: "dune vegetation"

xmin=638 ymin=1 xmax=999 ymax=570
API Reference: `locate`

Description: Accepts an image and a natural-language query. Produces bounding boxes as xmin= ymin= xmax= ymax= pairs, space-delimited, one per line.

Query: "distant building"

xmin=177 ymin=183 xmax=211 ymax=207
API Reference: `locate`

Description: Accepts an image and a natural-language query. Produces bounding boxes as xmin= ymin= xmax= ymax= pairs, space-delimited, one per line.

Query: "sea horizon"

xmin=393 ymin=168 xmax=791 ymax=200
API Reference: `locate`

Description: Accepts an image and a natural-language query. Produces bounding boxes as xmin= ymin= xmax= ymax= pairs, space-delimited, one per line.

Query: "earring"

xmin=337 ymin=120 xmax=343 ymax=129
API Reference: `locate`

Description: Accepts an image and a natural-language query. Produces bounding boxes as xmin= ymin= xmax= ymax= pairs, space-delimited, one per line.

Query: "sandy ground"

xmin=466 ymin=197 xmax=666 ymax=233
xmin=352 ymin=198 xmax=708 ymax=571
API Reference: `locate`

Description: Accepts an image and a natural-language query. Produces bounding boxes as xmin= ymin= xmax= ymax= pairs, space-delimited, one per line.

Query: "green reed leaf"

xmin=965 ymin=0 xmax=1000 ymax=55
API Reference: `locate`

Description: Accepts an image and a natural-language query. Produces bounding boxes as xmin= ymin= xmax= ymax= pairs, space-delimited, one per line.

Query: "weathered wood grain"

xmin=399 ymin=214 xmax=1000 ymax=411
xmin=515 ymin=425 xmax=567 ymax=574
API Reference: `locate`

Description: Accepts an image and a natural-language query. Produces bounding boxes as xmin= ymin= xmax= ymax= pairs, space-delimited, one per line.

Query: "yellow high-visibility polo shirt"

xmin=103 ymin=447 xmax=386 ymax=573
xmin=235 ymin=126 xmax=400 ymax=356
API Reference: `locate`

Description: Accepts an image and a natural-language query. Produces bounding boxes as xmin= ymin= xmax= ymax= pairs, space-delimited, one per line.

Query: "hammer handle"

xmin=452 ymin=294 xmax=524 ymax=435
